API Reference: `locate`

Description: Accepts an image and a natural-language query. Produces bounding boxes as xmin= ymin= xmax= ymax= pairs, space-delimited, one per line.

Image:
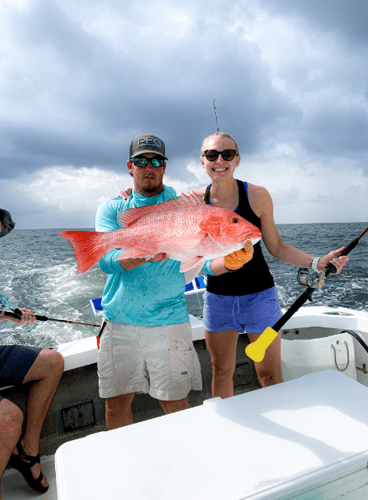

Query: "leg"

xmin=205 ymin=329 xmax=239 ymax=399
xmin=14 ymin=348 xmax=64 ymax=487
xmin=247 ymin=331 xmax=284 ymax=387
xmin=144 ymin=322 xmax=202 ymax=410
xmin=159 ymin=397 xmax=189 ymax=414
xmin=0 ymin=399 xmax=23 ymax=494
xmin=105 ymin=392 xmax=136 ymax=430
xmin=98 ymin=322 xmax=148 ymax=429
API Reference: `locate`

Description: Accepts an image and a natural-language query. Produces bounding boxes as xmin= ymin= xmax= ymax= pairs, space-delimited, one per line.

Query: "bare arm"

xmin=207 ymin=184 xmax=349 ymax=276
xmin=255 ymin=185 xmax=348 ymax=272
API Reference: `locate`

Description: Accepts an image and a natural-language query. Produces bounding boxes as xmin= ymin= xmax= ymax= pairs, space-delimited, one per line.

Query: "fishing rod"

xmin=246 ymin=225 xmax=368 ymax=362
xmin=1 ymin=309 xmax=101 ymax=328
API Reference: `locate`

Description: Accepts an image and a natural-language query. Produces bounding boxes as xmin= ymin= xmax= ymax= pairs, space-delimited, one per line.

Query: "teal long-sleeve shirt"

xmin=95 ymin=186 xmax=190 ymax=326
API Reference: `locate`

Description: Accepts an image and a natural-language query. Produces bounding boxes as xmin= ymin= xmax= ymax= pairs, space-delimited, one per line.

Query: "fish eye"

xmin=231 ymin=217 xmax=239 ymax=223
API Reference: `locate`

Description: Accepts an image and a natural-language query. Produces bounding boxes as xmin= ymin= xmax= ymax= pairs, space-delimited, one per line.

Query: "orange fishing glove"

xmin=223 ymin=240 xmax=254 ymax=272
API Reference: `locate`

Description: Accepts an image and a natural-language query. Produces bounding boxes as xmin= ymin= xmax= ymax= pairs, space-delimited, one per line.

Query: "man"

xmin=0 ymin=209 xmax=64 ymax=497
xmin=96 ymin=134 xmax=202 ymax=429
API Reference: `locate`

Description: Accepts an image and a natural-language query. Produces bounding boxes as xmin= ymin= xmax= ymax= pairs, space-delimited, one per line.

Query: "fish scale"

xmin=61 ymin=192 xmax=262 ymax=282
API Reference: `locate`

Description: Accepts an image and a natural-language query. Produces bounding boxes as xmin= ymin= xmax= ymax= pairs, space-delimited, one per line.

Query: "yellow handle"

xmin=245 ymin=327 xmax=278 ymax=362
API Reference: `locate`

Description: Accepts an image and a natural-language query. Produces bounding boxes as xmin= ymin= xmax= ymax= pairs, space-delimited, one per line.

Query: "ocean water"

xmin=1 ymin=223 xmax=367 ymax=348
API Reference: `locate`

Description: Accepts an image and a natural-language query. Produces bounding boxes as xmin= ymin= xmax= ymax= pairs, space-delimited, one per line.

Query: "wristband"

xmin=311 ymin=256 xmax=320 ymax=272
xmin=224 ymin=265 xmax=236 ymax=273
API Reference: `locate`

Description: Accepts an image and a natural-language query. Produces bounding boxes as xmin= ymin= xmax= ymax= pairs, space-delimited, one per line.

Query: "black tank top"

xmin=205 ymin=179 xmax=275 ymax=296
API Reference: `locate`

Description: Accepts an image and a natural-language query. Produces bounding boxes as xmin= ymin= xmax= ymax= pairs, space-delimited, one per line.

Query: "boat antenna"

xmin=213 ymin=100 xmax=220 ymax=132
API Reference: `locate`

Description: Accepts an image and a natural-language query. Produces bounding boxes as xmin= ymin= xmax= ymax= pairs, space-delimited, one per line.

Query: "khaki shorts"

xmin=97 ymin=321 xmax=202 ymax=400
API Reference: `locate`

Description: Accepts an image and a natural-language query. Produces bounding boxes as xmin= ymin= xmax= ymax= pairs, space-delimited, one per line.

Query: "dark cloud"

xmin=0 ymin=0 xmax=367 ymax=227
xmin=258 ymin=0 xmax=368 ymax=46
xmin=301 ymin=104 xmax=368 ymax=157
xmin=0 ymin=0 xmax=295 ymax=180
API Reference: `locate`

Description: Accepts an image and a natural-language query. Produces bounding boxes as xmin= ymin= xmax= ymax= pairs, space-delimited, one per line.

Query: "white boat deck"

xmin=55 ymin=371 xmax=368 ymax=500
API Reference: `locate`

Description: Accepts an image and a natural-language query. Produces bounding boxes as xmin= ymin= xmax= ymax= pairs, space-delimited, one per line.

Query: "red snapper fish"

xmin=61 ymin=192 xmax=262 ymax=282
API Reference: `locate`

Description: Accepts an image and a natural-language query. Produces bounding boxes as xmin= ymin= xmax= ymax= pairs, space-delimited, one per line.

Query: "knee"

xmin=160 ymin=397 xmax=189 ymax=414
xmin=105 ymin=398 xmax=118 ymax=414
xmin=256 ymin=367 xmax=283 ymax=387
xmin=212 ymin=361 xmax=235 ymax=380
xmin=43 ymin=349 xmax=64 ymax=377
xmin=51 ymin=350 xmax=64 ymax=376
xmin=106 ymin=394 xmax=133 ymax=415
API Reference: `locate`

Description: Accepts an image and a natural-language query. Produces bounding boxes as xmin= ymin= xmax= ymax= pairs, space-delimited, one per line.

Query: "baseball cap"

xmin=0 ymin=209 xmax=15 ymax=237
xmin=129 ymin=134 xmax=168 ymax=160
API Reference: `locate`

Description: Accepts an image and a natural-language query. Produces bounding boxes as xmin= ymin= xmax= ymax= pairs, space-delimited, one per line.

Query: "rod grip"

xmin=327 ymin=239 xmax=358 ymax=274
xmin=245 ymin=327 xmax=278 ymax=362
xmin=2 ymin=309 xmax=22 ymax=319
xmin=34 ymin=315 xmax=48 ymax=321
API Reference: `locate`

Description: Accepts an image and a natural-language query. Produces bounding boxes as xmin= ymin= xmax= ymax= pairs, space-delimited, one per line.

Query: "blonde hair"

xmin=201 ymin=132 xmax=239 ymax=154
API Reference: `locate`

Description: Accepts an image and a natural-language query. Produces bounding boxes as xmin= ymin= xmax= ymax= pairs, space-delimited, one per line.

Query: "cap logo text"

xmin=138 ymin=137 xmax=162 ymax=147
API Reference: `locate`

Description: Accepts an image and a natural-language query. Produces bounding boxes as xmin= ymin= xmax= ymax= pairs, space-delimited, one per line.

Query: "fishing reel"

xmin=0 ymin=294 xmax=22 ymax=319
xmin=0 ymin=294 xmax=12 ymax=310
xmin=297 ymin=267 xmax=327 ymax=289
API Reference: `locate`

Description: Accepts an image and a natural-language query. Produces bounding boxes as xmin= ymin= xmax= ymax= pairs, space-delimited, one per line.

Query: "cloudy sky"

xmin=1 ymin=0 xmax=367 ymax=229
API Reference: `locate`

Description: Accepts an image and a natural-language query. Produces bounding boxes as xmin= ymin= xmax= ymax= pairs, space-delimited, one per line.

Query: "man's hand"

xmin=120 ymin=253 xmax=170 ymax=271
xmin=1 ymin=308 xmax=36 ymax=325
xmin=146 ymin=253 xmax=170 ymax=263
xmin=118 ymin=188 xmax=133 ymax=200
xmin=223 ymin=240 xmax=254 ymax=272
xmin=317 ymin=247 xmax=349 ymax=274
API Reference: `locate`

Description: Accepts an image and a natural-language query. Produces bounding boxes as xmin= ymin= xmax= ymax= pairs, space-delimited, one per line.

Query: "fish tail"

xmin=60 ymin=230 xmax=108 ymax=274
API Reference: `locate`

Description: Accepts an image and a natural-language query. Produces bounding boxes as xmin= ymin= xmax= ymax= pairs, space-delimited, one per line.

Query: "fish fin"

xmin=116 ymin=249 xmax=147 ymax=260
xmin=117 ymin=206 xmax=157 ymax=227
xmin=117 ymin=192 xmax=205 ymax=227
xmin=116 ymin=249 xmax=163 ymax=261
xmin=183 ymin=261 xmax=205 ymax=284
xmin=142 ymin=254 xmax=156 ymax=261
xmin=60 ymin=231 xmax=107 ymax=274
xmin=180 ymin=256 xmax=204 ymax=274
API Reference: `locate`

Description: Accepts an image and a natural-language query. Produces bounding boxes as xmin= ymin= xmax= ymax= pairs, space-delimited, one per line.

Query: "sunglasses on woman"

xmin=131 ymin=156 xmax=165 ymax=168
xmin=202 ymin=149 xmax=239 ymax=162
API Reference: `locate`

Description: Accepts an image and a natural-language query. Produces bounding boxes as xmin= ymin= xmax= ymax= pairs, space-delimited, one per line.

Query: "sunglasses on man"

xmin=131 ymin=156 xmax=165 ymax=168
xmin=202 ymin=149 xmax=239 ymax=162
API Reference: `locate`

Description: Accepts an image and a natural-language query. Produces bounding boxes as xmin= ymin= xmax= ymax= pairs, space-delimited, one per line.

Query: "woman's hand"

xmin=318 ymin=247 xmax=349 ymax=274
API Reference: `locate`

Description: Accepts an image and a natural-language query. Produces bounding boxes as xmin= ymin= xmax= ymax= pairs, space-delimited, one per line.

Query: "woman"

xmin=192 ymin=132 xmax=348 ymax=398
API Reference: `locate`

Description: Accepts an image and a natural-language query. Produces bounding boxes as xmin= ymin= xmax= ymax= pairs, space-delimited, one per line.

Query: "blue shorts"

xmin=0 ymin=345 xmax=42 ymax=402
xmin=203 ymin=287 xmax=282 ymax=334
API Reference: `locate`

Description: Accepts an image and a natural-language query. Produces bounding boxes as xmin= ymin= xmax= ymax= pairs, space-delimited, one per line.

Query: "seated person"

xmin=0 ymin=208 xmax=64 ymax=496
